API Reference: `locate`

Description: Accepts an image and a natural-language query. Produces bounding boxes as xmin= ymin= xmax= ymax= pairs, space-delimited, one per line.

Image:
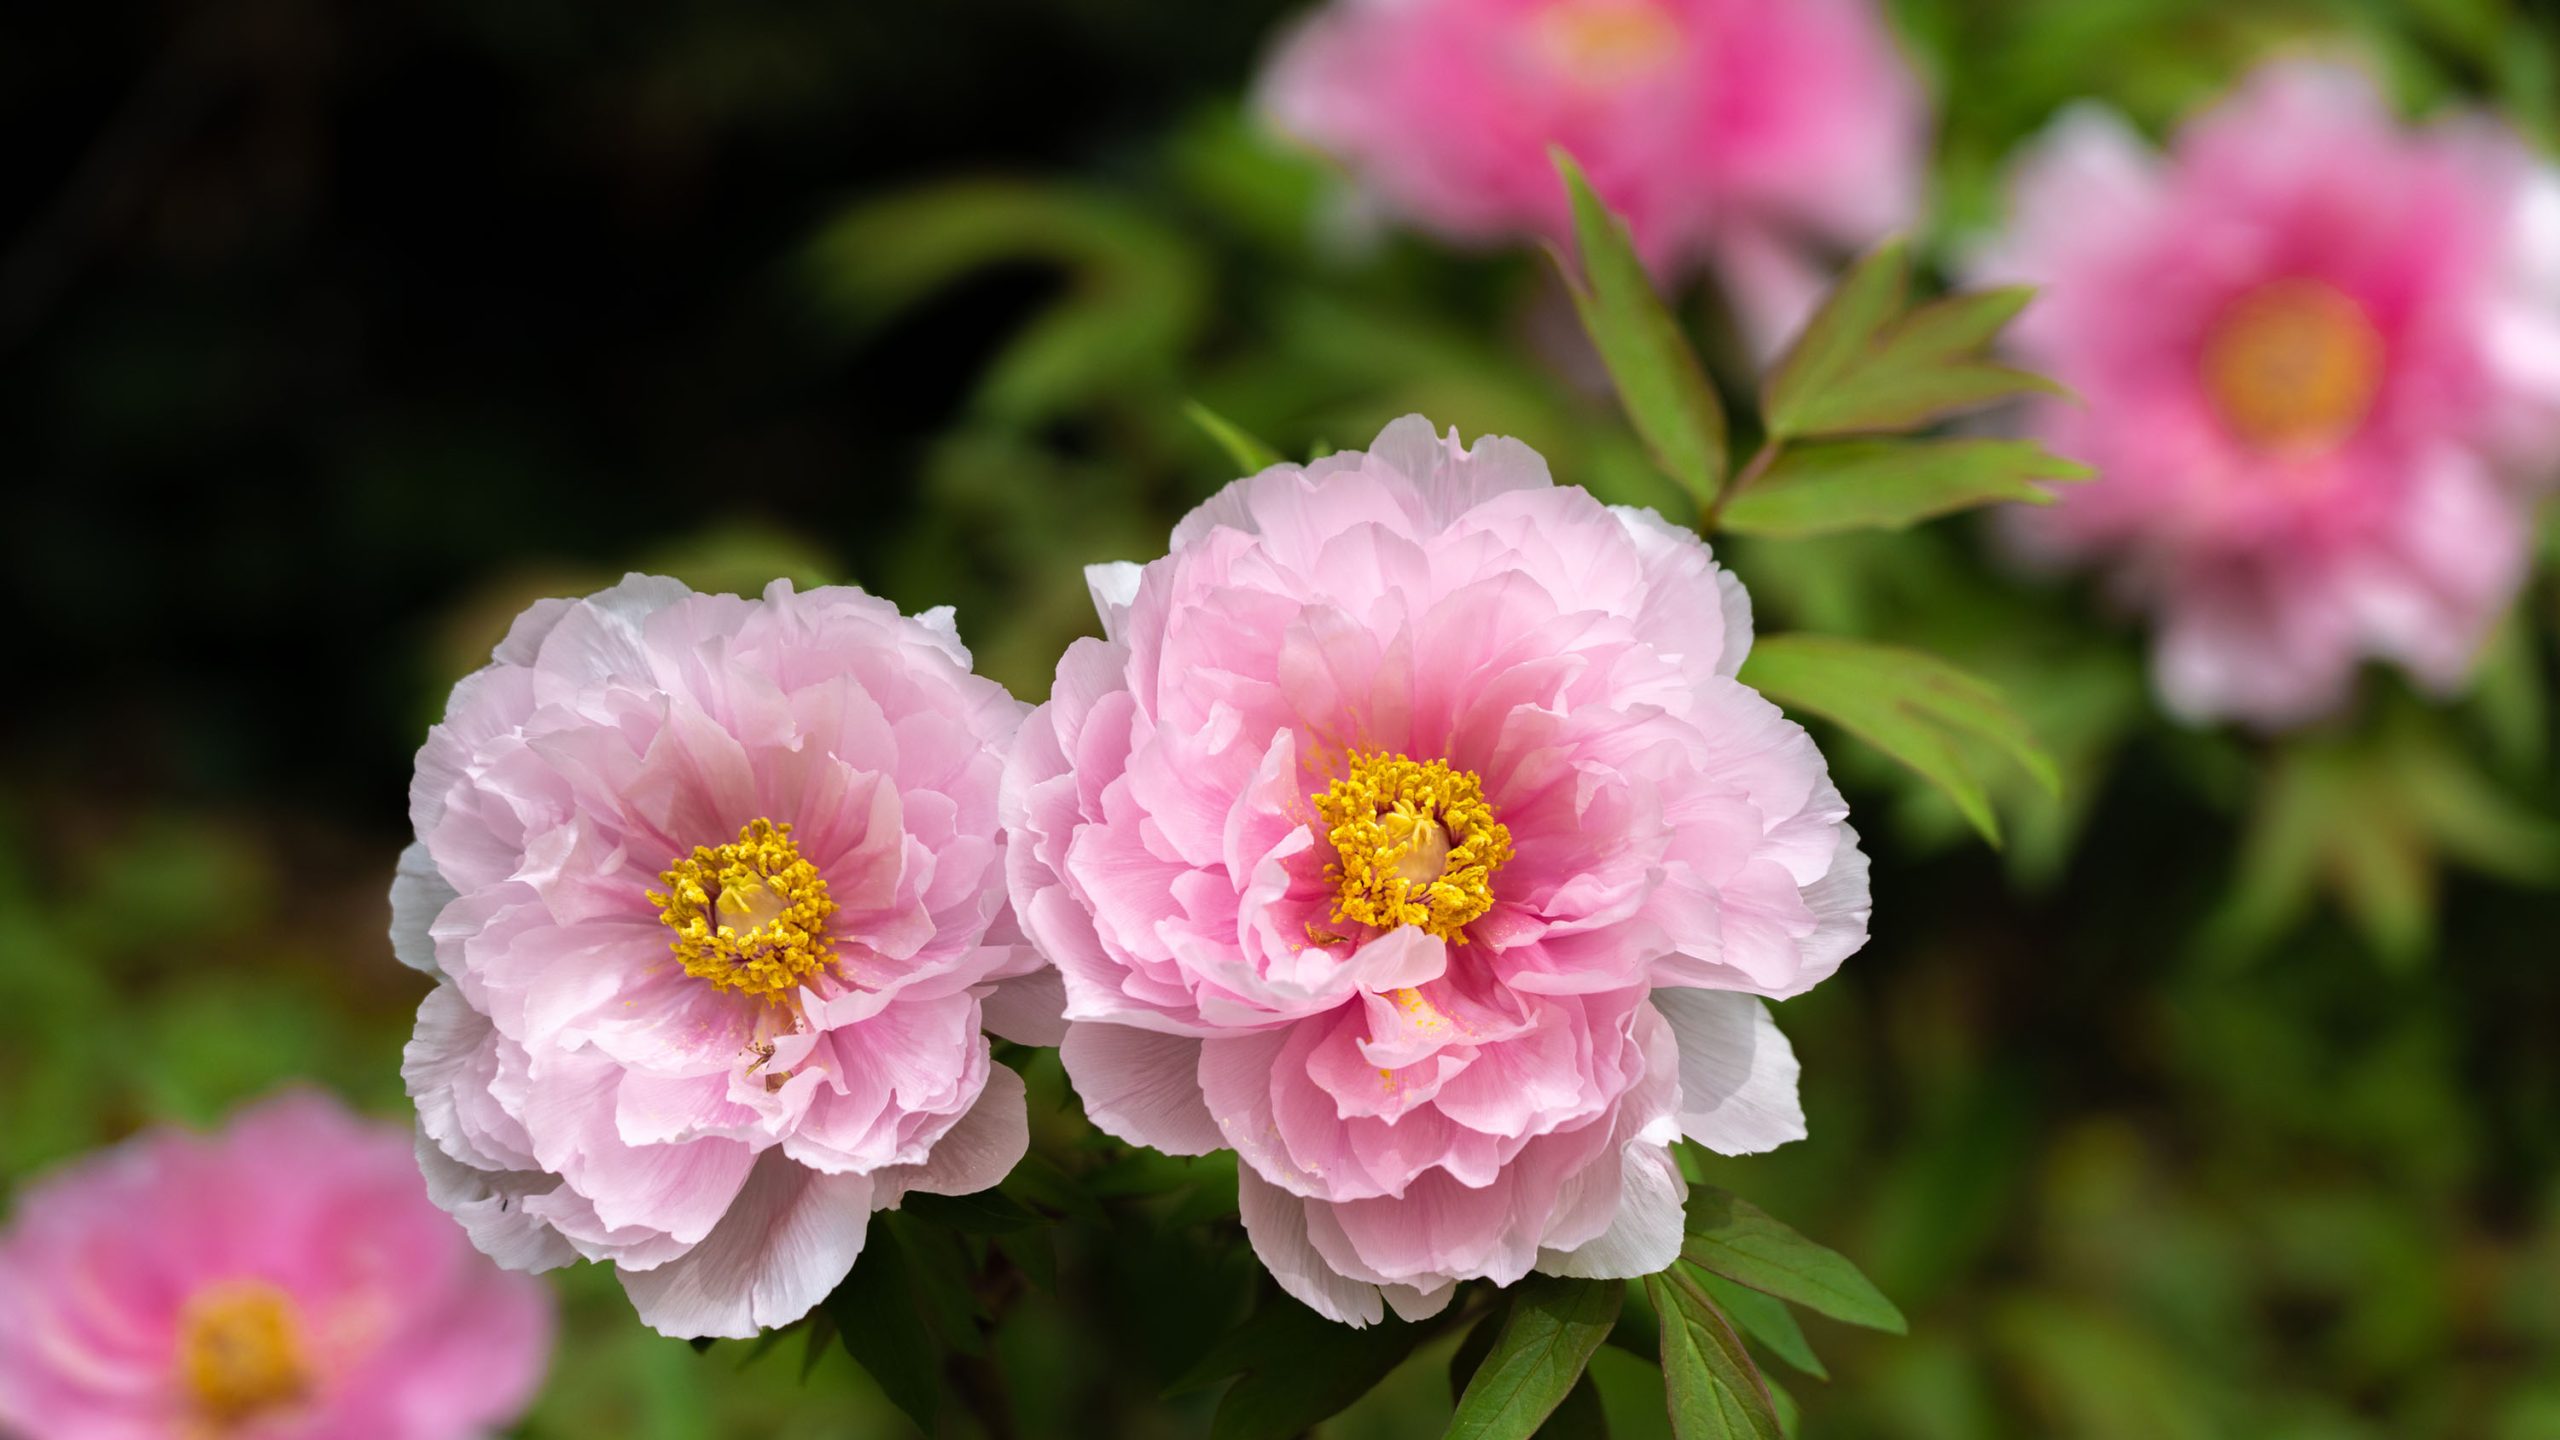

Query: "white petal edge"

xmin=389 ymin=841 xmax=456 ymax=977
xmin=619 ymin=1151 xmax=877 ymax=1340
xmin=1059 ymin=1023 xmax=1223 ymax=1156
xmin=979 ymin=968 xmax=1069 ymax=1048
xmin=1654 ymin=989 xmax=1808 ymax=1156
xmin=1236 ymin=1168 xmax=1386 ymax=1327
xmin=880 ymin=1064 xmax=1031 ymax=1206
xmin=413 ymin=1129 xmax=578 ymax=1274
xmin=1537 ymin=1140 xmax=1688 ymax=1279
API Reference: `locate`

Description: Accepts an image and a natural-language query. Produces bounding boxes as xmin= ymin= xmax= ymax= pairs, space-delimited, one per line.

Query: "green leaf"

xmin=880 ymin=1212 xmax=989 ymax=1357
xmin=1186 ymin=400 xmax=1286 ymax=475
xmin=1541 ymin=1374 xmax=1612 ymax=1439
xmin=805 ymin=180 xmax=1208 ymax=426
xmin=1762 ymin=239 xmax=1911 ymax=439
xmin=825 ymin=1227 xmax=942 ymax=1432
xmin=1450 ymin=1297 xmax=1508 ymax=1401
xmin=1550 ymin=149 xmax=1729 ymax=510
xmin=1718 ymin=439 xmax=2089 ymax=538
xmin=1173 ymin=1298 xmax=1442 ymax=1440
xmin=899 ymin=1187 xmax=1045 ymax=1234
xmin=1647 ymin=1271 xmax=1784 ymax=1440
xmin=1447 ymin=1276 xmax=1624 ymax=1440
xmin=1763 ymin=253 xmax=2061 ymax=440
xmin=1741 ymin=635 xmax=2058 ymax=847
xmin=1696 ymin=1274 xmax=1826 ymax=1380
xmin=1679 ymin=1187 xmax=1907 ymax=1335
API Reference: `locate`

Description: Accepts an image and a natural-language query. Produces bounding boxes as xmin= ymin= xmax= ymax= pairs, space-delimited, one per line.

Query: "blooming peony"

xmin=1259 ymin=0 xmax=1928 ymax=351
xmin=0 ymin=1092 xmax=552 ymax=1440
xmin=1005 ymin=417 xmax=1868 ymax=1323
xmin=397 ymin=576 xmax=1046 ymax=1340
xmin=1978 ymin=61 xmax=2560 ymax=727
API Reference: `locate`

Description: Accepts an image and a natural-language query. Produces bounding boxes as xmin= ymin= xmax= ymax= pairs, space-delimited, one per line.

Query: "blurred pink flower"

xmin=0 ymin=1092 xmax=552 ymax=1440
xmin=1979 ymin=61 xmax=2560 ymax=727
xmin=1005 ymin=417 xmax=1868 ymax=1323
xmin=1259 ymin=0 xmax=1929 ymax=351
xmin=398 ymin=577 xmax=1046 ymax=1339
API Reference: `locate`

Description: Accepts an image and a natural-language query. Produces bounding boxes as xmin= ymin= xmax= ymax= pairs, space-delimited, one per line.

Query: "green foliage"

xmin=1550 ymin=151 xmax=1730 ymax=514
xmin=1763 ymin=257 xmax=2059 ymax=441
xmin=1646 ymin=1271 xmax=1785 ymax=1440
xmin=1174 ymin=1298 xmax=1447 ymax=1440
xmin=1447 ymin=1276 xmax=1624 ymax=1440
xmin=806 ymin=180 xmax=1209 ymax=427
xmin=1186 ymin=400 xmax=1287 ymax=475
xmin=2212 ymin=705 xmax=2560 ymax=965
xmin=1696 ymin=1274 xmax=1827 ymax=1382
xmin=824 ymin=1226 xmax=945 ymax=1432
xmin=1680 ymin=1187 xmax=1909 ymax=1337
xmin=1742 ymin=635 xmax=2059 ymax=847
xmin=1717 ymin=439 xmax=2090 ymax=539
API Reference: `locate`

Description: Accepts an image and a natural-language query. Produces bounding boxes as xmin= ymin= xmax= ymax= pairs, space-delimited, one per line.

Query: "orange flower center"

xmin=1533 ymin=0 xmax=1684 ymax=89
xmin=2199 ymin=278 xmax=2385 ymax=456
xmin=178 ymin=1281 xmax=311 ymax=1430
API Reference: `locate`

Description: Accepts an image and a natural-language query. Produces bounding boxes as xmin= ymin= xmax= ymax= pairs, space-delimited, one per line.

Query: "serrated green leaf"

xmin=826 ymin=1227 xmax=942 ymax=1432
xmin=1697 ymin=1273 xmax=1826 ymax=1380
xmin=1186 ymin=400 xmax=1286 ymax=475
xmin=1764 ymin=260 xmax=2061 ymax=440
xmin=1718 ymin=439 xmax=2089 ymax=538
xmin=1679 ymin=1187 xmax=1907 ymax=1335
xmin=1447 ymin=1275 xmax=1623 ymax=1440
xmin=1741 ymin=634 xmax=2059 ymax=847
xmin=1551 ymin=150 xmax=1729 ymax=510
xmin=1647 ymin=1271 xmax=1785 ymax=1440
xmin=1172 ymin=1298 xmax=1441 ymax=1440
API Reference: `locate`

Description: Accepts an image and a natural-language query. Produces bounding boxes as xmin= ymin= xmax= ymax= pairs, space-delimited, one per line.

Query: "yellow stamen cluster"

xmin=2200 ymin=277 xmax=2385 ymax=456
xmin=1314 ymin=753 xmax=1512 ymax=943
xmin=178 ymin=1281 xmax=310 ymax=1429
xmin=649 ymin=818 xmax=836 ymax=1000
xmin=1535 ymin=0 xmax=1684 ymax=89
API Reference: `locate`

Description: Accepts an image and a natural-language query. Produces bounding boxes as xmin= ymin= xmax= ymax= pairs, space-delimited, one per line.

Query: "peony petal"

xmin=1061 ymin=1024 xmax=1222 ymax=1155
xmin=618 ymin=1152 xmax=876 ymax=1340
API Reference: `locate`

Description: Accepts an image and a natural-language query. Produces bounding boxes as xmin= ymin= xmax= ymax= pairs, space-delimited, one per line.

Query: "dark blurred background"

xmin=6 ymin=3 xmax=2560 ymax=1437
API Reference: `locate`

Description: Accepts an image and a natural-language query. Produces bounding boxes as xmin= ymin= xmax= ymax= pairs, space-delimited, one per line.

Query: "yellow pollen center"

xmin=1533 ymin=0 xmax=1684 ymax=89
xmin=2200 ymin=278 xmax=2385 ymax=455
xmin=178 ymin=1281 xmax=310 ymax=1428
xmin=649 ymin=818 xmax=836 ymax=1000
xmin=1314 ymin=753 xmax=1512 ymax=943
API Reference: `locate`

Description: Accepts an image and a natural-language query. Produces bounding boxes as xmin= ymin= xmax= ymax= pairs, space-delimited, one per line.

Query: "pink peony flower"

xmin=1259 ymin=0 xmax=1929 ymax=351
xmin=0 ymin=1092 xmax=552 ymax=1440
xmin=397 ymin=576 xmax=1048 ymax=1340
xmin=1978 ymin=61 xmax=2560 ymax=727
xmin=1005 ymin=417 xmax=1868 ymax=1323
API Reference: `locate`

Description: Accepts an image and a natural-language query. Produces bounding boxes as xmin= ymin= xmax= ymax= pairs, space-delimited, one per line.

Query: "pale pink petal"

xmin=619 ymin=1152 xmax=877 ymax=1341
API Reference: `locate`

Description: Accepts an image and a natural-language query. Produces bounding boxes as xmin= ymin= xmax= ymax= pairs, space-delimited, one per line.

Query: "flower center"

xmin=178 ymin=1281 xmax=310 ymax=1429
xmin=1532 ymin=0 xmax=1684 ymax=89
xmin=1314 ymin=753 xmax=1513 ymax=943
xmin=2199 ymin=278 xmax=2385 ymax=455
xmin=650 ymin=818 xmax=836 ymax=1000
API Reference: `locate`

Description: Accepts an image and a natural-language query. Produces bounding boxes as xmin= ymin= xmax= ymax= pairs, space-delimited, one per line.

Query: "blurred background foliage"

xmin=5 ymin=0 xmax=2560 ymax=1435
